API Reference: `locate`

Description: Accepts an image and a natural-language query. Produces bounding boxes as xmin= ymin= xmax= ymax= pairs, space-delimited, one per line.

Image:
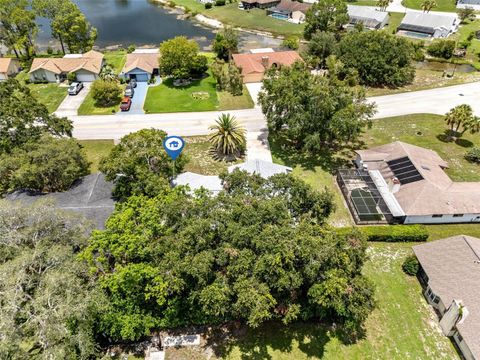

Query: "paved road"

xmin=71 ymin=81 xmax=480 ymax=140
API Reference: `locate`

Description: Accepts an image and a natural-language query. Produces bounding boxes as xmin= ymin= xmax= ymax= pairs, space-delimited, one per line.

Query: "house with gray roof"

xmin=347 ymin=5 xmax=389 ymax=29
xmin=228 ymin=159 xmax=292 ymax=178
xmin=397 ymin=12 xmax=459 ymax=38
xmin=413 ymin=235 xmax=480 ymax=360
xmin=6 ymin=173 xmax=115 ymax=229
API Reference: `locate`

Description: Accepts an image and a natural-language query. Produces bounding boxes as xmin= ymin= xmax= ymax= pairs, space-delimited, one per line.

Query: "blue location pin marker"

xmin=163 ymin=136 xmax=185 ymax=160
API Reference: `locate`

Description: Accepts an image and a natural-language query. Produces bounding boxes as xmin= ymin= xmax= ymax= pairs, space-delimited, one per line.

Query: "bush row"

xmin=360 ymin=225 xmax=429 ymax=242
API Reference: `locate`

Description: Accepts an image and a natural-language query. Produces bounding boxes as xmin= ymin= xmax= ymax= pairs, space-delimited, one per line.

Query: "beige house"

xmin=232 ymin=50 xmax=302 ymax=83
xmin=0 ymin=58 xmax=20 ymax=81
xmin=267 ymin=0 xmax=311 ymax=23
xmin=413 ymin=235 xmax=480 ymax=360
xmin=339 ymin=141 xmax=480 ymax=224
xmin=122 ymin=49 xmax=159 ymax=82
xmin=29 ymin=50 xmax=104 ymax=83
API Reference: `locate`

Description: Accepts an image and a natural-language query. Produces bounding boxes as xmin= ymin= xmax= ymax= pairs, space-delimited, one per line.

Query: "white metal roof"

xmin=229 ymin=159 xmax=292 ymax=179
xmin=400 ymin=12 xmax=457 ymax=30
xmin=368 ymin=170 xmax=405 ymax=217
xmin=172 ymin=172 xmax=223 ymax=194
xmin=347 ymin=5 xmax=389 ymax=23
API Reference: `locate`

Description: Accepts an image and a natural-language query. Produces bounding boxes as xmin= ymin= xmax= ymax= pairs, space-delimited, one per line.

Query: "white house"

xmin=347 ymin=5 xmax=389 ymax=29
xmin=121 ymin=49 xmax=159 ymax=82
xmin=0 ymin=58 xmax=21 ymax=81
xmin=413 ymin=235 xmax=480 ymax=360
xmin=397 ymin=12 xmax=459 ymax=38
xmin=29 ymin=50 xmax=104 ymax=83
xmin=352 ymin=141 xmax=480 ymax=224
xmin=228 ymin=159 xmax=292 ymax=178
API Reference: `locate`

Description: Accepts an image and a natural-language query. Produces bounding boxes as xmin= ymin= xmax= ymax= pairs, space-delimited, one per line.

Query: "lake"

xmin=36 ymin=0 xmax=282 ymax=51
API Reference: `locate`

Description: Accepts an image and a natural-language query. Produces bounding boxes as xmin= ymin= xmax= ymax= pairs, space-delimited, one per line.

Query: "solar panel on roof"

xmin=386 ymin=157 xmax=423 ymax=185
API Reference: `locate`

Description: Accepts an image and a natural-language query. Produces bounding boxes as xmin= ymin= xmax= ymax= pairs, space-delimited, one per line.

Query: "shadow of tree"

xmin=205 ymin=321 xmax=364 ymax=359
xmin=268 ymin=133 xmax=363 ymax=174
xmin=436 ymin=130 xmax=474 ymax=148
xmin=455 ymin=138 xmax=474 ymax=148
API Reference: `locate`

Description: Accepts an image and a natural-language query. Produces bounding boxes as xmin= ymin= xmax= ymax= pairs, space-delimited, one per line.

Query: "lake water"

xmin=36 ymin=0 xmax=282 ymax=51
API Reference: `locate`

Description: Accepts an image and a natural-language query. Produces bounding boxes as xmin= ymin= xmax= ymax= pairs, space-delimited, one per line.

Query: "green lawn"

xmin=77 ymin=88 xmax=122 ymax=115
xmin=384 ymin=12 xmax=405 ymax=34
xmin=452 ymin=19 xmax=480 ymax=69
xmin=28 ymin=83 xmax=67 ymax=113
xmin=218 ymin=86 xmax=255 ymax=110
xmin=104 ymin=50 xmax=127 ymax=74
xmin=402 ymin=0 xmax=457 ymax=11
xmin=77 ymin=140 xmax=115 ymax=173
xmin=195 ymin=242 xmax=457 ymax=360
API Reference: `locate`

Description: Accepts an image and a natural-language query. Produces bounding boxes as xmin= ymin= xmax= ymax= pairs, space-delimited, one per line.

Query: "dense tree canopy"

xmin=303 ymin=0 xmax=348 ymax=40
xmin=212 ymin=27 xmax=238 ymax=61
xmin=307 ymin=31 xmax=337 ymax=68
xmin=259 ymin=61 xmax=375 ymax=151
xmin=82 ymin=171 xmax=374 ymax=342
xmin=0 ymin=202 xmax=105 ymax=359
xmin=336 ymin=31 xmax=416 ymax=87
xmin=0 ymin=135 xmax=89 ymax=194
xmin=99 ymin=129 xmax=187 ymax=199
xmin=0 ymin=79 xmax=73 ymax=154
xmin=91 ymin=79 xmax=122 ymax=107
xmin=160 ymin=36 xmax=208 ymax=79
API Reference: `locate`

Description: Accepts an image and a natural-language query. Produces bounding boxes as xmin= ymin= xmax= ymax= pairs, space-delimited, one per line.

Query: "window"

xmin=433 ymin=296 xmax=440 ymax=304
xmin=453 ymin=214 xmax=464 ymax=218
xmin=432 ymin=214 xmax=443 ymax=218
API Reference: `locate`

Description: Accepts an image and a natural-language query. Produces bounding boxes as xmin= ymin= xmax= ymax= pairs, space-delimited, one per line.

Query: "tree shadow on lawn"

xmin=206 ymin=321 xmax=363 ymax=360
xmin=162 ymin=75 xmax=216 ymax=91
xmin=269 ymin=133 xmax=362 ymax=174
xmin=436 ymin=130 xmax=474 ymax=148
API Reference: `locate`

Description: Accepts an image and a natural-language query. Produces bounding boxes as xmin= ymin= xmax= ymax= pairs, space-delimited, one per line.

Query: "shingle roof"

xmin=172 ymin=172 xmax=224 ymax=194
xmin=399 ymin=12 xmax=457 ymax=31
xmin=413 ymin=236 xmax=480 ymax=359
xmin=228 ymin=159 xmax=292 ymax=178
xmin=123 ymin=53 xmax=159 ymax=74
xmin=29 ymin=51 xmax=104 ymax=75
xmin=356 ymin=141 xmax=480 ymax=216
xmin=0 ymin=58 xmax=19 ymax=73
xmin=232 ymin=51 xmax=302 ymax=76
xmin=6 ymin=173 xmax=115 ymax=229
xmin=271 ymin=0 xmax=311 ymax=14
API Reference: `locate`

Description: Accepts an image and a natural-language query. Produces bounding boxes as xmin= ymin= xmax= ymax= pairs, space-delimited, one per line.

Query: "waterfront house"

xmin=0 ymin=57 xmax=20 ymax=81
xmin=122 ymin=49 xmax=160 ymax=82
xmin=240 ymin=0 xmax=280 ymax=9
xmin=266 ymin=0 xmax=311 ymax=23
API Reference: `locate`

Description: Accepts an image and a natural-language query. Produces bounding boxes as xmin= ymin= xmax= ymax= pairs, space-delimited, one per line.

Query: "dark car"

xmin=68 ymin=82 xmax=83 ymax=95
xmin=129 ymin=79 xmax=137 ymax=88
xmin=120 ymin=97 xmax=132 ymax=111
xmin=124 ymin=85 xmax=135 ymax=98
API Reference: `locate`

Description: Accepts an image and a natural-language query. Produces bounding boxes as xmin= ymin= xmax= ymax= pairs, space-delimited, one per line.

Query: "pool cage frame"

xmin=337 ymin=169 xmax=394 ymax=225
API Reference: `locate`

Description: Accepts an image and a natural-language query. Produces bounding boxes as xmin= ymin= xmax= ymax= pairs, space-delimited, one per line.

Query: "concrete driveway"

xmin=121 ymin=82 xmax=148 ymax=115
xmin=55 ymin=82 xmax=91 ymax=117
xmin=245 ymin=82 xmax=263 ymax=108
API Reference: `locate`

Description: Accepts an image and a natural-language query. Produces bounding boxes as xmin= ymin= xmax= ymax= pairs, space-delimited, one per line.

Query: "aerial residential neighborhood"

xmin=0 ymin=0 xmax=479 ymax=359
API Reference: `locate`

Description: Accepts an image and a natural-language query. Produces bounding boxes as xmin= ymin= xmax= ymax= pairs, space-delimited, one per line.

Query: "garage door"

xmin=133 ymin=73 xmax=149 ymax=82
xmin=76 ymin=73 xmax=96 ymax=82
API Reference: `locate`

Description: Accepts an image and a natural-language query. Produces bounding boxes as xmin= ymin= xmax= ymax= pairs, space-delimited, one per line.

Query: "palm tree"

xmin=209 ymin=113 xmax=246 ymax=160
xmin=376 ymin=0 xmax=390 ymax=11
xmin=421 ymin=0 xmax=437 ymax=12
xmin=444 ymin=104 xmax=476 ymax=138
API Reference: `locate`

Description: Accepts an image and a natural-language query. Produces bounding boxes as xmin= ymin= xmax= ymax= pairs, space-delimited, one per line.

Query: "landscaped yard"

xmin=28 ymin=83 xmax=68 ymax=113
xmin=165 ymin=243 xmax=458 ymax=359
xmin=78 ymin=139 xmax=115 ymax=173
xmin=77 ymin=87 xmax=122 ymax=115
xmin=104 ymin=49 xmax=127 ymax=73
xmin=452 ymin=19 xmax=480 ymax=70
xmin=144 ymin=73 xmax=254 ymax=113
xmin=384 ymin=12 xmax=405 ymax=34
xmin=402 ymin=0 xmax=457 ymax=12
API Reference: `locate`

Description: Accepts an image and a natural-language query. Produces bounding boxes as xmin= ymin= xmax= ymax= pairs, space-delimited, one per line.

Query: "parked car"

xmin=120 ymin=97 xmax=132 ymax=111
xmin=68 ymin=82 xmax=83 ymax=95
xmin=125 ymin=85 xmax=135 ymax=98
xmin=129 ymin=79 xmax=137 ymax=88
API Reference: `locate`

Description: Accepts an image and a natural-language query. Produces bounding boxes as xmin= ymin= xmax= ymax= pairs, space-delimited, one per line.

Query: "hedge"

xmin=361 ymin=225 xmax=429 ymax=242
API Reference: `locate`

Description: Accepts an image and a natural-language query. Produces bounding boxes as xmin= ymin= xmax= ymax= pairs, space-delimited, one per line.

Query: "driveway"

xmin=245 ymin=82 xmax=263 ymax=108
xmin=55 ymin=82 xmax=91 ymax=117
xmin=121 ymin=82 xmax=148 ymax=115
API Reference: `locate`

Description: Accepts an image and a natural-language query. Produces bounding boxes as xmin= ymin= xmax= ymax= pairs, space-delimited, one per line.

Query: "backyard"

xmin=402 ymin=0 xmax=457 ymax=11
xmin=165 ymin=242 xmax=458 ymax=360
xmin=104 ymin=49 xmax=127 ymax=73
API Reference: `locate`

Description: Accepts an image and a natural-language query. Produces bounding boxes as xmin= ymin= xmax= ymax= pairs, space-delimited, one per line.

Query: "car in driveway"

xmin=129 ymin=79 xmax=137 ymax=88
xmin=68 ymin=82 xmax=83 ymax=95
xmin=120 ymin=97 xmax=132 ymax=111
xmin=125 ymin=85 xmax=135 ymax=98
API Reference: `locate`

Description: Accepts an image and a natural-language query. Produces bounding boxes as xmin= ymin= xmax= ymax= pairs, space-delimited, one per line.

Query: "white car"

xmin=68 ymin=82 xmax=83 ymax=95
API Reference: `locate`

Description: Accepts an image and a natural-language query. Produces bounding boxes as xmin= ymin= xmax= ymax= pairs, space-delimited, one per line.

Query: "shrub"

xmin=91 ymin=80 xmax=122 ymax=107
xmin=215 ymin=0 xmax=226 ymax=5
xmin=67 ymin=72 xmax=77 ymax=84
xmin=205 ymin=2 xmax=213 ymax=8
xmin=427 ymin=40 xmax=455 ymax=59
xmin=465 ymin=147 xmax=480 ymax=163
xmin=402 ymin=255 xmax=420 ymax=276
xmin=127 ymin=45 xmax=136 ymax=54
xmin=361 ymin=225 xmax=429 ymax=242
xmin=46 ymin=47 xmax=54 ymax=55
xmin=282 ymin=35 xmax=300 ymax=50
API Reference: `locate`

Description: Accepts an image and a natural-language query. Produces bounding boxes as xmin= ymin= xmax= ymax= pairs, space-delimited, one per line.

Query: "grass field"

xmin=165 ymin=243 xmax=458 ymax=360
xmin=104 ymin=49 xmax=127 ymax=73
xmin=144 ymin=74 xmax=254 ymax=113
xmin=384 ymin=12 xmax=405 ymax=34
xmin=77 ymin=140 xmax=115 ymax=173
xmin=452 ymin=19 xmax=480 ymax=69
xmin=28 ymin=83 xmax=67 ymax=113
xmin=402 ymin=0 xmax=457 ymax=11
